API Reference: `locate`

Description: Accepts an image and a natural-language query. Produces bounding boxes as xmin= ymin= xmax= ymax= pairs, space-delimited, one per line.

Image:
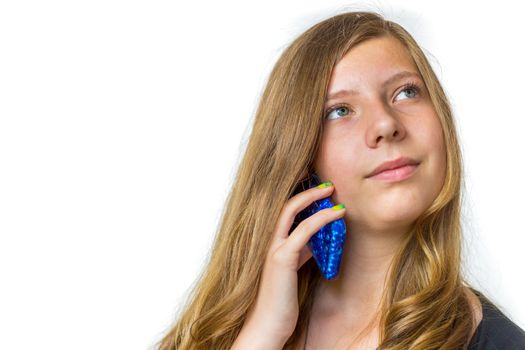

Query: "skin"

xmin=302 ymin=35 xmax=455 ymax=349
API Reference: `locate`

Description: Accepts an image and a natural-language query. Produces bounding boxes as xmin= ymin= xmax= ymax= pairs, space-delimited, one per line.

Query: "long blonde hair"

xmin=156 ymin=10 xmax=486 ymax=349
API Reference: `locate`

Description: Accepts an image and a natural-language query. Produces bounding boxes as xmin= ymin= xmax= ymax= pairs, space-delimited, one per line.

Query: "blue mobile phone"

xmin=290 ymin=172 xmax=347 ymax=280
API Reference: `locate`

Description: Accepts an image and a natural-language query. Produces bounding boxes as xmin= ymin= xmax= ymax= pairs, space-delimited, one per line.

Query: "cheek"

xmin=415 ymin=112 xmax=447 ymax=196
xmin=424 ymin=114 xmax=446 ymax=166
xmin=432 ymin=126 xmax=447 ymax=192
xmin=314 ymin=135 xmax=365 ymax=208
xmin=410 ymin=108 xmax=446 ymax=159
xmin=314 ymin=134 xmax=362 ymax=179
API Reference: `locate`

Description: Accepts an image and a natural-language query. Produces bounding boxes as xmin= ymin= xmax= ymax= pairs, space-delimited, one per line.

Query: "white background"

xmin=1 ymin=1 xmax=524 ymax=349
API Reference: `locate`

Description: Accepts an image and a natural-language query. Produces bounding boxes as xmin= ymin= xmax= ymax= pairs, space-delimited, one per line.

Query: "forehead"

xmin=327 ymin=36 xmax=419 ymax=92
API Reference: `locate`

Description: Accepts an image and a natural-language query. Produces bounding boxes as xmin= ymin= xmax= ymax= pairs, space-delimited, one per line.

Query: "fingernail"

xmin=317 ymin=181 xmax=333 ymax=188
xmin=331 ymin=203 xmax=345 ymax=210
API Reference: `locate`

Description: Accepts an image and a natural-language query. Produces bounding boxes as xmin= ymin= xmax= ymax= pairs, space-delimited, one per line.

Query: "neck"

xmin=314 ymin=217 xmax=411 ymax=315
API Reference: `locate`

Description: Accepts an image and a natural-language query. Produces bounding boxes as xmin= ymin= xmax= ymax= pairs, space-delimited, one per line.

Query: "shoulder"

xmin=467 ymin=287 xmax=525 ymax=349
xmin=464 ymin=286 xmax=483 ymax=336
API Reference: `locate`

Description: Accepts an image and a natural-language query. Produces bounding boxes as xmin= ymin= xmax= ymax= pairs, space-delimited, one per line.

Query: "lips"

xmin=366 ymin=156 xmax=420 ymax=178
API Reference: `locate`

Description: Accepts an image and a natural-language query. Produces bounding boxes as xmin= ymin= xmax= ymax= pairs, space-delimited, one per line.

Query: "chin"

xmin=370 ymin=199 xmax=424 ymax=224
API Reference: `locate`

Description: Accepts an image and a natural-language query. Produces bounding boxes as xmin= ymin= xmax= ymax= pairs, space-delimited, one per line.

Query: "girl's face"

xmin=313 ymin=36 xmax=446 ymax=233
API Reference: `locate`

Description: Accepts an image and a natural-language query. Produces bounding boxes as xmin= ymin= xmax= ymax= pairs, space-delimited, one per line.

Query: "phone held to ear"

xmin=290 ymin=172 xmax=347 ymax=280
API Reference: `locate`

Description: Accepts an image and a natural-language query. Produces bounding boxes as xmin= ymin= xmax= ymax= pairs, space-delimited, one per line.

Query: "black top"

xmin=468 ymin=288 xmax=525 ymax=349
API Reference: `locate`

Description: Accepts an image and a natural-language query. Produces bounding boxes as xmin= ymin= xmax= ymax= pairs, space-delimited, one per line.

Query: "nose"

xmin=365 ymin=102 xmax=406 ymax=147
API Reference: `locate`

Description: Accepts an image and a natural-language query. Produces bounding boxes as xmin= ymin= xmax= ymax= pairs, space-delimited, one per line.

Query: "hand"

xmin=240 ymin=182 xmax=346 ymax=344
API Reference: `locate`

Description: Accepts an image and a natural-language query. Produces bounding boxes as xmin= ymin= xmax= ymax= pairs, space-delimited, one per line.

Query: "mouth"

xmin=366 ymin=163 xmax=419 ymax=182
xmin=365 ymin=156 xmax=421 ymax=182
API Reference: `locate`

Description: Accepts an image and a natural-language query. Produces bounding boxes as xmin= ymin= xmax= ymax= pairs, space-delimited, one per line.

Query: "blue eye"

xmin=395 ymin=82 xmax=420 ymax=101
xmin=324 ymin=105 xmax=352 ymax=121
xmin=324 ymin=81 xmax=422 ymax=120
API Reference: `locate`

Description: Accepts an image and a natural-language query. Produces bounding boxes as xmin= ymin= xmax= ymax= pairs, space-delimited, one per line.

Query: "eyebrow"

xmin=326 ymin=70 xmax=421 ymax=102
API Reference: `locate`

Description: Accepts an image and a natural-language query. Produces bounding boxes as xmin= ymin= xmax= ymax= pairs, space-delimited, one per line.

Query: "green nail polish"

xmin=331 ymin=203 xmax=345 ymax=210
xmin=317 ymin=181 xmax=333 ymax=188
